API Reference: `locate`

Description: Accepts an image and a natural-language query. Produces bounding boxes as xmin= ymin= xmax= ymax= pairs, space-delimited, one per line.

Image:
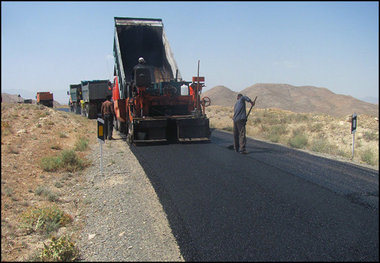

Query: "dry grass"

xmin=1 ymin=102 xmax=97 ymax=261
xmin=206 ymin=105 xmax=379 ymax=168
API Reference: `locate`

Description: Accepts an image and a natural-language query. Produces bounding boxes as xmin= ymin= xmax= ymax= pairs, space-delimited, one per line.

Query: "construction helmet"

xmin=138 ymin=57 xmax=145 ymax=63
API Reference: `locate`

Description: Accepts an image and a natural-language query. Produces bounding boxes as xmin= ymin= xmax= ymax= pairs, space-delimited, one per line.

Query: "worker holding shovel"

xmin=233 ymin=94 xmax=257 ymax=154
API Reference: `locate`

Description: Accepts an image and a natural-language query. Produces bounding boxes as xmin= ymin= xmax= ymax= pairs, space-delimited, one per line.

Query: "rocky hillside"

xmin=202 ymin=84 xmax=378 ymax=117
xmin=201 ymin=86 xmax=238 ymax=107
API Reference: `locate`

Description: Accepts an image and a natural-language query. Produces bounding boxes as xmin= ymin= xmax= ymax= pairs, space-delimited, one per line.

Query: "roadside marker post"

xmin=97 ymin=118 xmax=105 ymax=176
xmin=351 ymin=113 xmax=357 ymax=160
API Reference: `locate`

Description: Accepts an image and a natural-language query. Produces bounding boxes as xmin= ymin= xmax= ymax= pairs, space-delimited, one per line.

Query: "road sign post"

xmin=351 ymin=113 xmax=357 ymax=160
xmin=97 ymin=118 xmax=105 ymax=175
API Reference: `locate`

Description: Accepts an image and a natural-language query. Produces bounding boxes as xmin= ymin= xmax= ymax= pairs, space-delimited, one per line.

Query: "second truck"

xmin=112 ymin=17 xmax=211 ymax=144
xmin=68 ymin=80 xmax=112 ymax=119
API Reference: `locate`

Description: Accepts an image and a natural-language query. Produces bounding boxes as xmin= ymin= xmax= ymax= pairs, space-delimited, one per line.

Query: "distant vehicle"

xmin=80 ymin=80 xmax=112 ymax=119
xmin=68 ymin=84 xmax=82 ymax=114
xmin=23 ymin=99 xmax=33 ymax=104
xmin=36 ymin=92 xmax=53 ymax=107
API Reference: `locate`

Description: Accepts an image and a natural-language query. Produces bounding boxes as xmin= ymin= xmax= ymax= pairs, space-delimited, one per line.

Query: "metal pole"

xmin=196 ymin=60 xmax=200 ymax=114
xmin=100 ymin=141 xmax=103 ymax=176
xmin=352 ymin=133 xmax=355 ymax=160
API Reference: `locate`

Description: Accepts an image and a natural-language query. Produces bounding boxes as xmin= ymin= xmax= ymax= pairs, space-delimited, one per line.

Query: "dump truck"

xmin=81 ymin=80 xmax=112 ymax=119
xmin=36 ymin=92 xmax=54 ymax=107
xmin=68 ymin=84 xmax=82 ymax=114
xmin=112 ymin=17 xmax=211 ymax=144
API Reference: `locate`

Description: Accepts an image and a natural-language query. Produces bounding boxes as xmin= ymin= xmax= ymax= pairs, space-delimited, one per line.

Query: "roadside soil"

xmin=77 ymin=133 xmax=183 ymax=261
xmin=1 ymin=103 xmax=183 ymax=261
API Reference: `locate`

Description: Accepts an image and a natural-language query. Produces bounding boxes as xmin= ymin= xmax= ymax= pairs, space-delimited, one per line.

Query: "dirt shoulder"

xmin=1 ymin=103 xmax=183 ymax=261
xmin=77 ymin=134 xmax=183 ymax=261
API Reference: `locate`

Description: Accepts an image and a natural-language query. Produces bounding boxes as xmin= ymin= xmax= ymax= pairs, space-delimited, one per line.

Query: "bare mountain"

xmin=202 ymin=86 xmax=238 ymax=107
xmin=203 ymin=84 xmax=378 ymax=117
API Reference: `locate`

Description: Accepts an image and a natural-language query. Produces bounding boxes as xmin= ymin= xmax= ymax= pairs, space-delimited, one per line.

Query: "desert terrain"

xmin=1 ymin=103 xmax=96 ymax=261
xmin=1 ymin=100 xmax=378 ymax=261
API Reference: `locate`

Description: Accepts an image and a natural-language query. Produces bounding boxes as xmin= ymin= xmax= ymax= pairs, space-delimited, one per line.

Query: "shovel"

xmin=245 ymin=96 xmax=257 ymax=123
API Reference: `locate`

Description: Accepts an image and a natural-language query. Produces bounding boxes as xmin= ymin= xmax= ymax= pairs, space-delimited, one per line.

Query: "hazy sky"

xmin=2 ymin=1 xmax=379 ymax=104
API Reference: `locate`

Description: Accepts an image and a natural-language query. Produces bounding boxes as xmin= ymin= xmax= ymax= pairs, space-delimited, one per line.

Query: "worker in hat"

xmin=138 ymin=57 xmax=145 ymax=63
xmin=132 ymin=57 xmax=147 ymax=81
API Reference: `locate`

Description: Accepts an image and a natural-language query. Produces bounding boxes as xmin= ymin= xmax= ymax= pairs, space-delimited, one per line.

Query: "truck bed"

xmin=81 ymin=80 xmax=112 ymax=101
xmin=114 ymin=17 xmax=181 ymax=93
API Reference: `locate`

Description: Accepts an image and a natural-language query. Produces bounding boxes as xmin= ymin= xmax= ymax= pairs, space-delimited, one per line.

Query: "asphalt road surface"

xmin=130 ymin=129 xmax=379 ymax=261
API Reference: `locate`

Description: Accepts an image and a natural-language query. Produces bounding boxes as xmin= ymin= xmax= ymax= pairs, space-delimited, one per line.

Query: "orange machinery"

xmin=112 ymin=17 xmax=211 ymax=144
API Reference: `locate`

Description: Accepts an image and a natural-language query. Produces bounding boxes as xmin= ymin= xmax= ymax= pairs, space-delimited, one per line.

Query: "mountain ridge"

xmin=202 ymin=83 xmax=378 ymax=117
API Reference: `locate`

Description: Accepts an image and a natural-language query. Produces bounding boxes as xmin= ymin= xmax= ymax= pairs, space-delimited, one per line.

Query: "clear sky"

xmin=1 ymin=1 xmax=379 ymax=105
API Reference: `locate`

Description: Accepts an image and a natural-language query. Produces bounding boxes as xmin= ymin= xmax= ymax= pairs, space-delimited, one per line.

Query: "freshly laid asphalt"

xmin=130 ymin=130 xmax=379 ymax=261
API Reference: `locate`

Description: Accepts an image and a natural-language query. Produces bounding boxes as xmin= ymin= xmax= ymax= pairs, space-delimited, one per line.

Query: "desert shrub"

xmin=266 ymin=125 xmax=288 ymax=143
xmin=360 ymin=148 xmax=376 ymax=166
xmin=311 ymin=138 xmax=337 ymax=154
xmin=39 ymin=235 xmax=80 ymax=262
xmin=60 ymin=150 xmax=82 ymax=166
xmin=54 ymin=182 xmax=63 ymax=188
xmin=252 ymin=117 xmax=262 ymax=124
xmin=35 ymin=186 xmax=49 ymax=196
xmin=271 ymin=125 xmax=287 ymax=135
xmin=260 ymin=124 xmax=270 ymax=133
xmin=35 ymin=186 xmax=59 ymax=202
xmin=288 ymin=129 xmax=308 ymax=149
xmin=280 ymin=114 xmax=294 ymax=124
xmin=41 ymin=156 xmax=61 ymax=172
xmin=292 ymin=126 xmax=307 ymax=136
xmin=309 ymin=123 xmax=324 ymax=133
xmin=41 ymin=150 xmax=86 ymax=172
xmin=294 ymin=114 xmax=309 ymax=122
xmin=19 ymin=205 xmax=73 ymax=235
xmin=288 ymin=134 xmax=308 ymax=149
xmin=61 ymin=150 xmax=87 ymax=172
xmin=267 ymin=133 xmax=280 ymax=143
xmin=264 ymin=112 xmax=280 ymax=125
xmin=363 ymin=131 xmax=378 ymax=142
xmin=74 ymin=136 xmax=89 ymax=151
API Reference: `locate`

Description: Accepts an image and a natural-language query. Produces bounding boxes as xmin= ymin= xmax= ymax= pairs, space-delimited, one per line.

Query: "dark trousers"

xmin=233 ymin=119 xmax=247 ymax=152
xmin=104 ymin=114 xmax=114 ymax=140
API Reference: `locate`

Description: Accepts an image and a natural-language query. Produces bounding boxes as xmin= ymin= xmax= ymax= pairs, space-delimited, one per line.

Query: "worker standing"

xmin=233 ymin=93 xmax=255 ymax=154
xmin=132 ymin=57 xmax=147 ymax=80
xmin=101 ymin=95 xmax=115 ymax=140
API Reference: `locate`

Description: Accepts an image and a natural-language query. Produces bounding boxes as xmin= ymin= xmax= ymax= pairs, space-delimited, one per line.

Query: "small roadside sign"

xmin=350 ymin=113 xmax=357 ymax=159
xmin=97 ymin=118 xmax=105 ymax=143
xmin=351 ymin=113 xmax=357 ymax=134
xmin=97 ymin=118 xmax=104 ymax=176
